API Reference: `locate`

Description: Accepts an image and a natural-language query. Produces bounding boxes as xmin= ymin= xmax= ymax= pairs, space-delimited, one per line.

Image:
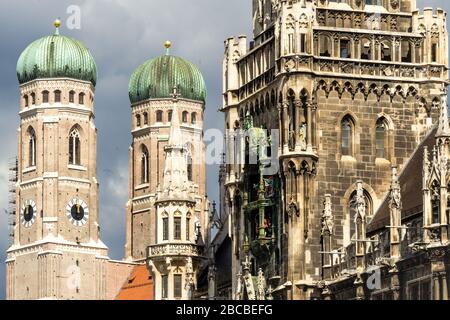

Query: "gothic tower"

xmin=6 ymin=21 xmax=110 ymax=300
xmin=222 ymin=0 xmax=448 ymax=300
xmin=125 ymin=43 xmax=209 ymax=299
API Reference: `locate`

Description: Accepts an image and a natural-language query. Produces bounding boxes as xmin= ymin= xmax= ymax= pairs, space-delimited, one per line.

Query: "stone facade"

xmin=221 ymin=0 xmax=449 ymax=300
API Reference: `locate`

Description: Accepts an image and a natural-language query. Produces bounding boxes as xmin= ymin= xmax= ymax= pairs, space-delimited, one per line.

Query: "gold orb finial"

xmin=164 ymin=41 xmax=172 ymax=49
xmin=54 ymin=19 xmax=62 ymax=28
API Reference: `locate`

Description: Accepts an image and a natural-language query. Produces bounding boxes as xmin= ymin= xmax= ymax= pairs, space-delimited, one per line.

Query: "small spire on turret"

xmin=53 ymin=19 xmax=62 ymax=35
xmin=436 ymin=88 xmax=450 ymax=139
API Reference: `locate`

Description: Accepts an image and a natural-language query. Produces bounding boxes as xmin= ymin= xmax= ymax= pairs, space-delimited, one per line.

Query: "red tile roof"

xmin=115 ymin=265 xmax=154 ymax=300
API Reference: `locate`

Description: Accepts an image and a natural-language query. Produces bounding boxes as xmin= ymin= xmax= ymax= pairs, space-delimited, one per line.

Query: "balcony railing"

xmin=148 ymin=243 xmax=204 ymax=258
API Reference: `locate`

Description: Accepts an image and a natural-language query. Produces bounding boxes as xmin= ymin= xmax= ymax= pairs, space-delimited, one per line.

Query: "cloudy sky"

xmin=0 ymin=0 xmax=446 ymax=300
xmin=0 ymin=0 xmax=252 ymax=299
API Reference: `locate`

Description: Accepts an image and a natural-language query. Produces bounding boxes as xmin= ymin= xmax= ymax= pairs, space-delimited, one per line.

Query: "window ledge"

xmin=135 ymin=183 xmax=150 ymax=191
xmin=375 ymin=158 xmax=391 ymax=166
xmin=340 ymin=155 xmax=356 ymax=163
xmin=23 ymin=166 xmax=37 ymax=174
xmin=68 ymin=164 xmax=87 ymax=172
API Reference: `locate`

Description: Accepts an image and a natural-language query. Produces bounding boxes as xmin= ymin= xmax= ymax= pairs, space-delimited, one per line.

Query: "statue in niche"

xmin=299 ymin=123 xmax=307 ymax=151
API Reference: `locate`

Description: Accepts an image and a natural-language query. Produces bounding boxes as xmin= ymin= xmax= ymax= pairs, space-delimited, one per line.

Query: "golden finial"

xmin=164 ymin=40 xmax=172 ymax=55
xmin=53 ymin=19 xmax=61 ymax=35
xmin=54 ymin=19 xmax=62 ymax=28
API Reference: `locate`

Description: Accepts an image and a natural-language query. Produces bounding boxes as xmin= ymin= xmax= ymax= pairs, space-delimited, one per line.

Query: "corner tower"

xmin=6 ymin=21 xmax=109 ymax=300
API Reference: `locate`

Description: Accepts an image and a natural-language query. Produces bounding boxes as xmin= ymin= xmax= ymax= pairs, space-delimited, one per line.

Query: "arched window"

xmin=136 ymin=114 xmax=141 ymax=127
xmin=174 ymin=217 xmax=182 ymax=240
xmin=141 ymin=145 xmax=149 ymax=184
xmin=168 ymin=110 xmax=173 ymax=122
xmin=69 ymin=91 xmax=75 ymax=103
xmin=341 ymin=116 xmax=354 ymax=156
xmin=24 ymin=95 xmax=29 ymax=107
xmin=54 ymin=90 xmax=61 ymax=103
xmin=162 ymin=216 xmax=169 ymax=241
xmin=31 ymin=93 xmax=36 ymax=105
xmin=320 ymin=35 xmax=331 ymax=57
xmin=28 ymin=127 xmax=36 ymax=167
xmin=187 ymin=154 xmax=193 ymax=181
xmin=376 ymin=118 xmax=387 ymax=159
xmin=42 ymin=91 xmax=49 ymax=103
xmin=361 ymin=39 xmax=372 ymax=60
xmin=79 ymin=93 xmax=85 ymax=105
xmin=186 ymin=215 xmax=191 ymax=241
xmin=340 ymin=38 xmax=351 ymax=58
xmin=191 ymin=112 xmax=197 ymax=125
xmin=69 ymin=128 xmax=81 ymax=165
xmin=156 ymin=110 xmax=163 ymax=123
xmin=381 ymin=42 xmax=392 ymax=62
xmin=182 ymin=111 xmax=188 ymax=123
xmin=143 ymin=112 xmax=148 ymax=125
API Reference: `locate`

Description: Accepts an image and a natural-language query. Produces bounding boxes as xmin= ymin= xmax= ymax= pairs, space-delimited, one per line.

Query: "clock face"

xmin=66 ymin=199 xmax=89 ymax=227
xmin=21 ymin=200 xmax=37 ymax=228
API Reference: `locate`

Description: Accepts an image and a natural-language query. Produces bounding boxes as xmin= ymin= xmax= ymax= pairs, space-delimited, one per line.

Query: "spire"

xmin=160 ymin=86 xmax=191 ymax=199
xmin=436 ymin=90 xmax=450 ymax=139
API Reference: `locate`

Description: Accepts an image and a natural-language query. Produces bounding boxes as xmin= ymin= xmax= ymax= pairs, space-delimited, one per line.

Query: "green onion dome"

xmin=17 ymin=23 xmax=97 ymax=86
xmin=129 ymin=52 xmax=207 ymax=104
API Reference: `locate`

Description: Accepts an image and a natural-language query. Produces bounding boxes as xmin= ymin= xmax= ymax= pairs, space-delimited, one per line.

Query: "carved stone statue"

xmin=322 ymin=195 xmax=334 ymax=236
xmin=299 ymin=123 xmax=307 ymax=151
xmin=256 ymin=268 xmax=266 ymax=300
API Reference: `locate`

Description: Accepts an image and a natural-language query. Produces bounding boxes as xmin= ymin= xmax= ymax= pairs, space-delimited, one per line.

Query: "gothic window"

xmin=162 ymin=275 xmax=168 ymax=299
xmin=174 ymin=217 xmax=182 ymax=240
xmin=79 ymin=93 xmax=85 ymax=105
xmin=156 ymin=110 xmax=163 ymax=123
xmin=340 ymin=39 xmax=351 ymax=59
xmin=162 ymin=217 xmax=169 ymax=241
xmin=300 ymin=34 xmax=306 ymax=53
xmin=191 ymin=112 xmax=197 ymax=125
xmin=28 ymin=127 xmax=36 ymax=167
xmin=141 ymin=145 xmax=149 ymax=184
xmin=376 ymin=118 xmax=387 ymax=159
xmin=136 ymin=114 xmax=141 ymax=127
xmin=187 ymin=154 xmax=193 ymax=181
xmin=54 ymin=90 xmax=61 ymax=103
xmin=341 ymin=116 xmax=354 ymax=156
xmin=174 ymin=275 xmax=182 ymax=298
xmin=401 ymin=41 xmax=412 ymax=63
xmin=287 ymin=33 xmax=294 ymax=54
xmin=361 ymin=40 xmax=372 ymax=60
xmin=381 ymin=42 xmax=392 ymax=62
xmin=320 ymin=35 xmax=331 ymax=57
xmin=69 ymin=128 xmax=81 ymax=165
xmin=143 ymin=112 xmax=148 ymax=125
xmin=182 ymin=111 xmax=188 ymax=123
xmin=69 ymin=91 xmax=75 ymax=103
xmin=24 ymin=95 xmax=29 ymax=107
xmin=168 ymin=110 xmax=173 ymax=122
xmin=431 ymin=43 xmax=438 ymax=63
xmin=31 ymin=93 xmax=36 ymax=105
xmin=42 ymin=91 xmax=49 ymax=103
xmin=186 ymin=217 xmax=191 ymax=241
